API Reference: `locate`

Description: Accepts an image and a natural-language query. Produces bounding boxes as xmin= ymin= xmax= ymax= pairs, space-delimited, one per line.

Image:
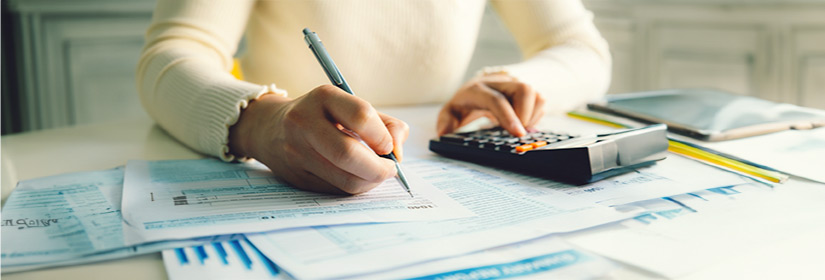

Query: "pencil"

xmin=566 ymin=111 xmax=788 ymax=183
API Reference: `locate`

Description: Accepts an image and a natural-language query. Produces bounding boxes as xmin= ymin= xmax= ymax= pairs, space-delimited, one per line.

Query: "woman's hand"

xmin=437 ymin=74 xmax=545 ymax=137
xmin=229 ymin=85 xmax=409 ymax=195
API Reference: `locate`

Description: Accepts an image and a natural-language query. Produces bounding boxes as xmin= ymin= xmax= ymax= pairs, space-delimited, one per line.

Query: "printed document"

xmin=565 ymin=180 xmax=825 ymax=278
xmin=121 ymin=159 xmax=473 ymax=246
xmin=247 ymin=157 xmax=636 ymax=279
xmin=0 ymin=168 xmax=232 ymax=272
xmin=361 ymin=236 xmax=617 ymax=280
xmin=497 ymin=154 xmax=755 ymax=206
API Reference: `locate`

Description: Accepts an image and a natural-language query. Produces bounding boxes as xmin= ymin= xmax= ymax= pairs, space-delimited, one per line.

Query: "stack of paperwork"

xmin=566 ymin=180 xmax=825 ymax=278
xmin=2 ymin=147 xmax=764 ymax=277
xmin=0 ymin=167 xmax=240 ymax=272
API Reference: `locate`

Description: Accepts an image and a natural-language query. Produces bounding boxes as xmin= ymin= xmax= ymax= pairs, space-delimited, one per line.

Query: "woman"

xmin=136 ymin=0 xmax=611 ymax=195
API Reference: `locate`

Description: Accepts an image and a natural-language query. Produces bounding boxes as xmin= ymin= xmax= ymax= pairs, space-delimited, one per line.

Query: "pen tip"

xmin=302 ymin=28 xmax=312 ymax=35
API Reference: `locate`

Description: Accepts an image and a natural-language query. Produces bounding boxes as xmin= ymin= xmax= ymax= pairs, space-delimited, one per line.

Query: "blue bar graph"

xmin=174 ymin=248 xmax=188 ymax=265
xmin=230 ymin=240 xmax=252 ymax=269
xmin=247 ymin=238 xmax=280 ymax=276
xmin=213 ymin=242 xmax=228 ymax=265
xmin=166 ymin=238 xmax=282 ymax=279
xmin=195 ymin=246 xmax=208 ymax=264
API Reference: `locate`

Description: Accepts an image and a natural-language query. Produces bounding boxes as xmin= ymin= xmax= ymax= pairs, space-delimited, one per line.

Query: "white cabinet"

xmin=4 ymin=0 xmax=824 ymax=134
xmin=4 ymin=0 xmax=155 ymax=132
xmin=585 ymin=0 xmax=825 ymax=109
xmin=791 ymin=29 xmax=825 ymax=109
xmin=651 ymin=24 xmax=765 ymax=96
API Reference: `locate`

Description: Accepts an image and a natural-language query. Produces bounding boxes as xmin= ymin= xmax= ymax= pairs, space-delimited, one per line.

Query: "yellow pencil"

xmin=566 ymin=111 xmax=788 ymax=183
xmin=567 ymin=112 xmax=628 ymax=129
xmin=667 ymin=140 xmax=787 ymax=183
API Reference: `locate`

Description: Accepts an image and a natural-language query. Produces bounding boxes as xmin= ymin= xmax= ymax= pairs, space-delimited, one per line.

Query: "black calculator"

xmin=429 ymin=124 xmax=669 ymax=184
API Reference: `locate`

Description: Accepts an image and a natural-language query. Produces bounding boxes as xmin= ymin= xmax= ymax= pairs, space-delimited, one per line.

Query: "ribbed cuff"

xmin=207 ymin=83 xmax=289 ymax=162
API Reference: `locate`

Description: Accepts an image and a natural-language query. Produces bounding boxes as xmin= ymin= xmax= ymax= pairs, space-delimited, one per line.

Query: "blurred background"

xmin=2 ymin=0 xmax=824 ymax=135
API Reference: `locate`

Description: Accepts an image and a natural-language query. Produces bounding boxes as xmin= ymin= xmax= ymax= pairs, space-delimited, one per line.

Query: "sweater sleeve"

xmin=136 ymin=0 xmax=274 ymax=161
xmin=489 ymin=0 xmax=612 ymax=114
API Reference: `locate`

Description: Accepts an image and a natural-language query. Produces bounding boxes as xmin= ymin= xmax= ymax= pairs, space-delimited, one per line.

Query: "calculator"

xmin=429 ymin=124 xmax=669 ymax=184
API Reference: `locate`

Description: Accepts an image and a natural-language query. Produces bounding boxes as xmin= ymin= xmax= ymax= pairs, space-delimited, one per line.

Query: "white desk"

xmin=2 ymin=105 xmax=824 ymax=279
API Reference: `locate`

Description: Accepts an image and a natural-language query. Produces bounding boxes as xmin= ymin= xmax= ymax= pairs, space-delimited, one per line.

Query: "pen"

xmin=302 ymin=28 xmax=414 ymax=198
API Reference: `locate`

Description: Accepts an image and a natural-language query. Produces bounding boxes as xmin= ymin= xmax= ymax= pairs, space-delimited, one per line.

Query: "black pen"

xmin=302 ymin=28 xmax=413 ymax=198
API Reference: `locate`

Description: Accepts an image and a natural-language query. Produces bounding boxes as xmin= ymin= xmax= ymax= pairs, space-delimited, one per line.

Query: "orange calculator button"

xmin=516 ymin=144 xmax=534 ymax=153
xmin=531 ymin=141 xmax=547 ymax=148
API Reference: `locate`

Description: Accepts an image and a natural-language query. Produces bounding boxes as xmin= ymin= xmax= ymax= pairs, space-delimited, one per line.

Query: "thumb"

xmin=436 ymin=108 xmax=460 ymax=136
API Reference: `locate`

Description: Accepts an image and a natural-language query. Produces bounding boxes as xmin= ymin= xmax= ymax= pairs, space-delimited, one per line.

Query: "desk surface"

xmin=2 ymin=105 xmax=824 ymax=279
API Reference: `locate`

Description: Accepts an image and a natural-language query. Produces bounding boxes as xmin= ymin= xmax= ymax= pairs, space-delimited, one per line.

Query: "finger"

xmin=527 ymin=93 xmax=546 ymax=128
xmin=297 ymin=147 xmax=385 ymax=194
xmin=457 ymin=110 xmax=497 ymax=128
xmin=473 ymin=84 xmax=526 ymax=136
xmin=303 ymin=118 xmax=397 ymax=183
xmin=436 ymin=106 xmax=461 ymax=136
xmin=278 ymin=167 xmax=348 ymax=195
xmin=318 ymin=86 xmax=394 ymax=155
xmin=484 ymin=81 xmax=537 ymax=126
xmin=379 ymin=112 xmax=409 ymax=162
xmin=262 ymin=153 xmax=347 ymax=195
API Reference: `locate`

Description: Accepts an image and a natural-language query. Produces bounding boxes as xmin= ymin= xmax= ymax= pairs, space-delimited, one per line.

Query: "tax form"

xmin=1 ymin=168 xmax=125 ymax=267
xmin=246 ymin=157 xmax=638 ymax=279
xmin=121 ymin=159 xmax=472 ymax=246
xmin=498 ymin=154 xmax=755 ymax=206
xmin=362 ymin=236 xmax=617 ymax=280
xmin=0 ymin=167 xmax=233 ymax=272
xmin=565 ymin=180 xmax=825 ymax=278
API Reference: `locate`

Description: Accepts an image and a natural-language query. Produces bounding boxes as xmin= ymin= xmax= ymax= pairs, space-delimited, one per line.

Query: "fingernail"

xmin=512 ymin=121 xmax=526 ymax=136
xmin=394 ymin=146 xmax=403 ymax=162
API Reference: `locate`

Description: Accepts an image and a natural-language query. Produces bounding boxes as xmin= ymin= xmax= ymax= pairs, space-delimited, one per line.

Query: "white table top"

xmin=2 ymin=105 xmax=824 ymax=279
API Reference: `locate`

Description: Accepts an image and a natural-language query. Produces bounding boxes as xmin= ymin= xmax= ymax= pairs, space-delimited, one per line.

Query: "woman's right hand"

xmin=229 ymin=85 xmax=409 ymax=195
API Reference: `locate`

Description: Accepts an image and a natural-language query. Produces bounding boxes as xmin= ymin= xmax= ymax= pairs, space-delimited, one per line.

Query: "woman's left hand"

xmin=437 ymin=74 xmax=545 ymax=137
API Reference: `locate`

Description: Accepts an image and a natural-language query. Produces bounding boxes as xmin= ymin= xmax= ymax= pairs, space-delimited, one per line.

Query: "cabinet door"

xmin=66 ymin=33 xmax=147 ymax=125
xmin=594 ymin=16 xmax=635 ymax=94
xmin=33 ymin=14 xmax=151 ymax=129
xmin=791 ymin=28 xmax=825 ymax=109
xmin=648 ymin=23 xmax=769 ymax=99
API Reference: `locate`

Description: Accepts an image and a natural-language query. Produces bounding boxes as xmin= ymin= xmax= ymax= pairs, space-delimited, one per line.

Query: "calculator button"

xmin=469 ymin=139 xmax=488 ymax=147
xmin=501 ymin=143 xmax=520 ymax=152
xmin=516 ymin=144 xmax=534 ymax=153
xmin=483 ymin=142 xmax=502 ymax=150
xmin=531 ymin=141 xmax=547 ymax=148
xmin=503 ymin=137 xmax=520 ymax=143
xmin=440 ymin=134 xmax=471 ymax=144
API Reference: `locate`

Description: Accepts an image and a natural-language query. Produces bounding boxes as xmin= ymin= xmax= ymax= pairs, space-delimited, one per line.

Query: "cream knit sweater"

xmin=136 ymin=0 xmax=611 ymax=161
